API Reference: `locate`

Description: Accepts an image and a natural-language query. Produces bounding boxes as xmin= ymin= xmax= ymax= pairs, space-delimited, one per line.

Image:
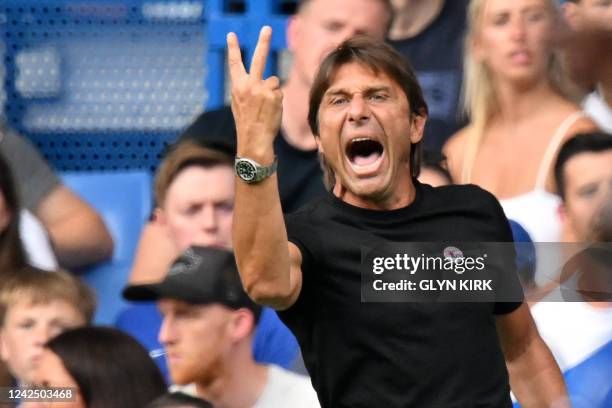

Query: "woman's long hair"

xmin=460 ymin=0 xmax=567 ymax=182
xmin=0 ymin=152 xmax=26 ymax=273
xmin=45 ymin=326 xmax=167 ymax=408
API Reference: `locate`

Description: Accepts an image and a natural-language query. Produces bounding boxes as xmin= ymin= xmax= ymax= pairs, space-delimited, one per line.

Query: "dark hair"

xmin=45 ymin=326 xmax=166 ymax=408
xmin=146 ymin=392 xmax=213 ymax=408
xmin=155 ymin=141 xmax=233 ymax=207
xmin=421 ymin=150 xmax=452 ymax=184
xmin=308 ymin=35 xmax=428 ymax=184
xmin=0 ymin=152 xmax=26 ymax=274
xmin=554 ymin=132 xmax=612 ymax=200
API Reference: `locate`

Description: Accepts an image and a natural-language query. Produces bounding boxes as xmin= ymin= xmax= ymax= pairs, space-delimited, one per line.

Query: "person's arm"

xmin=495 ymin=303 xmax=569 ymax=408
xmin=36 ymin=185 xmax=113 ymax=269
xmin=129 ymin=220 xmax=179 ymax=283
xmin=228 ymin=27 xmax=302 ymax=310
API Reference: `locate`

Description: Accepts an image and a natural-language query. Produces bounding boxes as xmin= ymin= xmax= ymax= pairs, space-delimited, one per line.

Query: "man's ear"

xmin=409 ymin=114 xmax=427 ymax=144
xmin=558 ymin=202 xmax=577 ymax=242
xmin=154 ymin=207 xmax=165 ymax=225
xmin=228 ymin=309 xmax=256 ymax=343
xmin=315 ymin=136 xmax=325 ymax=154
xmin=286 ymin=15 xmax=301 ymax=53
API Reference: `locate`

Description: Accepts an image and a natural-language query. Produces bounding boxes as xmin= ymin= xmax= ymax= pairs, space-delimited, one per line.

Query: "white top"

xmin=583 ymin=90 xmax=612 ymax=134
xmin=531 ymin=301 xmax=612 ymax=372
xmin=498 ymin=111 xmax=588 ymax=243
xmin=19 ymin=209 xmax=58 ymax=270
xmin=253 ymin=365 xmax=320 ymax=408
xmin=170 ymin=365 xmax=320 ymax=408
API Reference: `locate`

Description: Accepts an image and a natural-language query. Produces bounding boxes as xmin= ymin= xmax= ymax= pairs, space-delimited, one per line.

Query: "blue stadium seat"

xmin=62 ymin=171 xmax=152 ymax=324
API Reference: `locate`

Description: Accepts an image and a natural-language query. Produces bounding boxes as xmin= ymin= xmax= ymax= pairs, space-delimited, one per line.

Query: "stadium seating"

xmin=62 ymin=170 xmax=152 ymax=324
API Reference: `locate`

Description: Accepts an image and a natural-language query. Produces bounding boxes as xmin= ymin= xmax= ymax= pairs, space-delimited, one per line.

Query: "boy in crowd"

xmin=0 ymin=266 xmax=95 ymax=386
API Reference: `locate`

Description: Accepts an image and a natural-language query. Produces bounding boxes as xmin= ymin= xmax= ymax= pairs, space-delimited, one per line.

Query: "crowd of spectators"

xmin=0 ymin=0 xmax=609 ymax=407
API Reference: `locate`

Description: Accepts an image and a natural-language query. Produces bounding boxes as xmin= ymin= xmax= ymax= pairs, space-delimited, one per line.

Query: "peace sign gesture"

xmin=227 ymin=26 xmax=282 ymax=162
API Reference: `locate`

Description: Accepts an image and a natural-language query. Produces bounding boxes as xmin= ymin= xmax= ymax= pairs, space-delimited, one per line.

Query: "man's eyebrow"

xmin=324 ymin=85 xmax=392 ymax=97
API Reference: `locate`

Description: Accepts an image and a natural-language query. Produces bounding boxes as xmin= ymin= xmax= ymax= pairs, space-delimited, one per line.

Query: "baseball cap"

xmin=122 ymin=246 xmax=261 ymax=321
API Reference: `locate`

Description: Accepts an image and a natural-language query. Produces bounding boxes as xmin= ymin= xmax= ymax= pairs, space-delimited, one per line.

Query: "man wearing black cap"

xmin=124 ymin=246 xmax=320 ymax=408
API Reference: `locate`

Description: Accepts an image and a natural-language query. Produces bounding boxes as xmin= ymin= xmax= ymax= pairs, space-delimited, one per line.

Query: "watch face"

xmin=236 ymin=160 xmax=256 ymax=182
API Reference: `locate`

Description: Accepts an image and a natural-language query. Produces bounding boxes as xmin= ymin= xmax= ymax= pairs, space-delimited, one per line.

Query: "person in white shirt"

xmin=124 ymin=246 xmax=320 ymax=408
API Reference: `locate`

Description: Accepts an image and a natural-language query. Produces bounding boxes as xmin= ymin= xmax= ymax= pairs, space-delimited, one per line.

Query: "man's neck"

xmin=333 ymin=177 xmax=417 ymax=211
xmin=281 ymin=74 xmax=318 ymax=151
xmin=196 ymin=358 xmax=268 ymax=408
xmin=388 ymin=0 xmax=445 ymax=41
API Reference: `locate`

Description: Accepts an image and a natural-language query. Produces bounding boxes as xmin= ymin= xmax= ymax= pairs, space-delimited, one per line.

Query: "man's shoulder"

xmin=285 ymin=195 xmax=330 ymax=222
xmin=423 ymin=183 xmax=500 ymax=212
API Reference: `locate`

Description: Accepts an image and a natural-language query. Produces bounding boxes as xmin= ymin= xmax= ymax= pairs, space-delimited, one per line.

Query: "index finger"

xmin=227 ymin=32 xmax=246 ymax=80
xmin=249 ymin=26 xmax=272 ymax=80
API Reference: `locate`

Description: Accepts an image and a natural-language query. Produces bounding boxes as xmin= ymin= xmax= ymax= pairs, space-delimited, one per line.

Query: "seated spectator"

xmin=387 ymin=0 xmax=469 ymax=150
xmin=146 ymin=392 xmax=212 ymax=408
xmin=555 ymin=132 xmax=612 ymax=243
xmin=179 ymin=0 xmax=392 ymax=214
xmin=563 ymin=0 xmax=612 ymax=133
xmin=529 ymin=132 xmax=611 ymax=407
xmin=124 ymin=246 xmax=320 ymax=408
xmin=0 ymin=152 xmax=57 ymax=272
xmin=444 ymin=0 xmax=598 ymax=243
xmin=33 ymin=326 xmax=166 ymax=408
xmin=0 ymin=266 xmax=95 ymax=386
xmin=120 ymin=142 xmax=299 ymax=380
xmin=0 ymin=124 xmax=113 ymax=269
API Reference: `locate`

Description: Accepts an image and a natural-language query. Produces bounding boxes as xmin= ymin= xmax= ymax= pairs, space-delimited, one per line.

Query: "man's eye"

xmin=578 ymin=185 xmax=598 ymax=198
xmin=331 ymin=98 xmax=348 ymax=105
xmin=369 ymin=93 xmax=387 ymax=101
xmin=19 ymin=321 xmax=35 ymax=329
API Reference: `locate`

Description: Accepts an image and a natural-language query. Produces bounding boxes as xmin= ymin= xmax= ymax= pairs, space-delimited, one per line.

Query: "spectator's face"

xmin=287 ymin=0 xmax=389 ymax=87
xmin=158 ymin=300 xmax=233 ymax=386
xmin=473 ymin=0 xmax=556 ymax=84
xmin=566 ymin=0 xmax=612 ymax=31
xmin=160 ymin=165 xmax=234 ymax=251
xmin=30 ymin=349 xmax=85 ymax=408
xmin=0 ymin=298 xmax=86 ymax=385
xmin=561 ymin=150 xmax=612 ymax=241
xmin=315 ymin=62 xmax=424 ymax=205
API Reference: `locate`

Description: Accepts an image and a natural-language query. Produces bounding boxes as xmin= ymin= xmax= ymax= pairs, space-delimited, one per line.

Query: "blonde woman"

xmin=444 ymin=0 xmax=598 ymax=242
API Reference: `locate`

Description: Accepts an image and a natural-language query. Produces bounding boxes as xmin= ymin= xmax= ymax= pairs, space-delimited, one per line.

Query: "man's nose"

xmin=158 ymin=317 xmax=175 ymax=345
xmin=199 ymin=205 xmax=218 ymax=231
xmin=347 ymin=95 xmax=370 ymax=124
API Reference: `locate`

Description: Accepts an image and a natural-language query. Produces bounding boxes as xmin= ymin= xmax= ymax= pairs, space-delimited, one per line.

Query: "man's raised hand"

xmin=227 ymin=26 xmax=282 ymax=162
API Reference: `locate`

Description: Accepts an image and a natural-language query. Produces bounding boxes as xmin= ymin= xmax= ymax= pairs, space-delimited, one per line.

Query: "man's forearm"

xmin=508 ymin=335 xmax=569 ymax=408
xmin=48 ymin=212 xmax=114 ymax=269
xmin=233 ymin=172 xmax=293 ymax=307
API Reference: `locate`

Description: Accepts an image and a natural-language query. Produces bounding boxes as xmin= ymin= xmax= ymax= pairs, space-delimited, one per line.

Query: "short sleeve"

xmin=0 ymin=128 xmax=61 ymax=212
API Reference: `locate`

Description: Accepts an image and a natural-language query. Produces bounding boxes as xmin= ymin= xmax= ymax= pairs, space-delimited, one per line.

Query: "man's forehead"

xmin=325 ymin=63 xmax=399 ymax=93
xmin=564 ymin=150 xmax=612 ymax=184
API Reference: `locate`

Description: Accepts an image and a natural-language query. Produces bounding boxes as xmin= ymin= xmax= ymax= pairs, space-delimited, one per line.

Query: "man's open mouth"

xmin=346 ymin=137 xmax=385 ymax=174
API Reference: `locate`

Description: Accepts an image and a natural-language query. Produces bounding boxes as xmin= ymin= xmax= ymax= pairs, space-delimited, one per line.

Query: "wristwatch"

xmin=234 ymin=156 xmax=278 ymax=184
